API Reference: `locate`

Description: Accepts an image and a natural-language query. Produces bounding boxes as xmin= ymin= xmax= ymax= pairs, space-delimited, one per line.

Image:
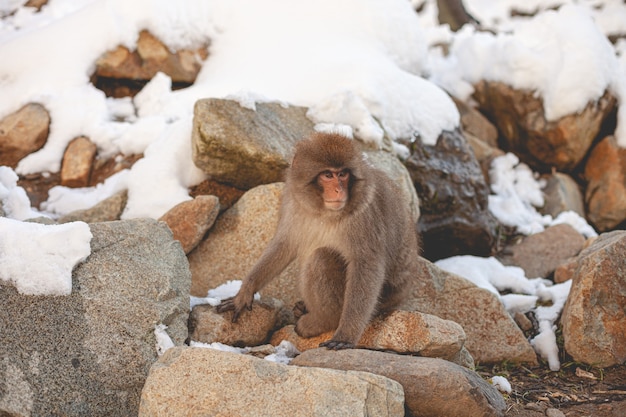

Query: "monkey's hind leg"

xmin=295 ymin=248 xmax=347 ymax=338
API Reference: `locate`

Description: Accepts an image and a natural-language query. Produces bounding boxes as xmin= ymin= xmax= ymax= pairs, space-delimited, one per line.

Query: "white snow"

xmin=491 ymin=375 xmax=512 ymax=394
xmin=0 ymin=216 xmax=92 ymax=295
xmin=189 ymin=339 xmax=300 ymax=364
xmin=488 ymin=153 xmax=598 ymax=237
xmin=189 ymin=280 xmax=260 ymax=310
xmin=154 ymin=323 xmax=176 ymax=356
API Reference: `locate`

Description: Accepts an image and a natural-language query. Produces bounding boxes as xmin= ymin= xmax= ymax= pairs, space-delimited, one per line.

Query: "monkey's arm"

xmin=217 ymin=234 xmax=296 ymax=322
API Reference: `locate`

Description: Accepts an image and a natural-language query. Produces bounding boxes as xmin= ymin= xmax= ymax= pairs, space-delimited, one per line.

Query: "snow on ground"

xmin=1 ymin=0 xmax=625 ymax=368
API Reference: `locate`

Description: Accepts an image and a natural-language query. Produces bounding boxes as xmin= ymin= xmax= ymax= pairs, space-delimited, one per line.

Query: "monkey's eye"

xmin=337 ymin=170 xmax=349 ymax=179
xmin=321 ymin=171 xmax=334 ymax=180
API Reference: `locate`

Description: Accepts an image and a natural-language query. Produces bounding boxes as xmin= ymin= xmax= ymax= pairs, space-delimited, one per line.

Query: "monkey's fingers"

xmin=320 ymin=340 xmax=355 ymax=350
xmin=215 ymin=297 xmax=236 ymax=313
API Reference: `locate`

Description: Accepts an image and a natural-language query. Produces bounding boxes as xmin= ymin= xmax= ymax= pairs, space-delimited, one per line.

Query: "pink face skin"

xmin=318 ymin=169 xmax=350 ymax=210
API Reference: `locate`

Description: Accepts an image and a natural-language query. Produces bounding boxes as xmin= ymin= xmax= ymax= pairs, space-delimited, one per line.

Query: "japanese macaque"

xmin=217 ymin=132 xmax=420 ymax=349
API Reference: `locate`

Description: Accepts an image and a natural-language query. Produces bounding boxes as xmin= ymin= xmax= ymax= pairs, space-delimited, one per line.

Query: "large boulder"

xmin=292 ymin=348 xmax=506 ymax=417
xmin=139 ymin=347 xmax=405 ymax=417
xmin=473 ymin=81 xmax=616 ymax=172
xmin=192 ymin=99 xmax=314 ymax=189
xmin=561 ymin=231 xmax=626 ymax=367
xmin=0 ymin=219 xmax=190 ymax=416
xmin=403 ymin=129 xmax=498 ymax=260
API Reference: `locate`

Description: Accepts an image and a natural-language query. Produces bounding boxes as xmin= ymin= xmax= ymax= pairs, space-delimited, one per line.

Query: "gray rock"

xmin=540 ymin=172 xmax=585 ymax=218
xmin=497 ymin=224 xmax=585 ymax=279
xmin=58 ymin=190 xmax=127 ymax=224
xmin=292 ymin=348 xmax=506 ymax=417
xmin=0 ymin=218 xmax=190 ymax=416
xmin=139 ymin=347 xmax=405 ymax=417
xmin=192 ymin=98 xmax=315 ymax=189
xmin=403 ymin=128 xmax=498 ymax=260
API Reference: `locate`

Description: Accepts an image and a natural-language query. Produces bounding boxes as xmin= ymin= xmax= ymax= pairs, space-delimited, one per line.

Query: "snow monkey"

xmin=217 ymin=132 xmax=421 ymax=349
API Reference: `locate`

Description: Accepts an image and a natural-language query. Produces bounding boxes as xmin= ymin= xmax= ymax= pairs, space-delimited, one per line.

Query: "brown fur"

xmin=217 ymin=132 xmax=421 ymax=349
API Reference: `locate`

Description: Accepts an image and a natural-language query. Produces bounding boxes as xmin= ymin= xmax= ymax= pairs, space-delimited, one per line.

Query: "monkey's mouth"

xmin=324 ymin=200 xmax=346 ymax=210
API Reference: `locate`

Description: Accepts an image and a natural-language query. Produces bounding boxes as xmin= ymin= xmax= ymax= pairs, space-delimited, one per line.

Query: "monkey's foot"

xmin=292 ymin=301 xmax=308 ymax=319
xmin=319 ymin=340 xmax=355 ymax=350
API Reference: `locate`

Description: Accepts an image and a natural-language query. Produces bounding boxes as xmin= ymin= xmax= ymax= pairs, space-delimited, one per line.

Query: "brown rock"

xmin=474 ymin=81 xmax=616 ymax=172
xmin=139 ymin=347 xmax=405 ymax=417
xmin=60 ymin=136 xmax=97 ymax=188
xmin=466 ymin=131 xmax=505 ymax=181
xmin=584 ymin=136 xmax=626 ymax=231
xmin=454 ymin=98 xmax=498 ymax=148
xmin=561 ymin=231 xmax=626 ymax=367
xmin=188 ymin=183 xmax=300 ymax=304
xmin=553 ymin=258 xmax=577 ymax=283
xmin=292 ymin=348 xmax=506 ymax=417
xmin=191 ymin=99 xmax=315 ymax=189
xmin=271 ymin=310 xmax=468 ymax=363
xmin=158 ymin=195 xmax=219 ymax=254
xmin=0 ymin=103 xmax=50 ymax=168
xmin=189 ymin=178 xmax=245 ymax=211
xmin=404 ymin=258 xmax=538 ymax=365
xmin=95 ymin=30 xmax=208 ymax=84
xmin=497 ymin=224 xmax=585 ymax=278
xmin=188 ymin=297 xmax=282 ymax=346
xmin=540 ymin=172 xmax=585 ymax=218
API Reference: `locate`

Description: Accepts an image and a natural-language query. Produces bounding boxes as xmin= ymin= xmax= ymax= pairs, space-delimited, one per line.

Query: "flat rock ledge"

xmin=139 ymin=347 xmax=405 ymax=417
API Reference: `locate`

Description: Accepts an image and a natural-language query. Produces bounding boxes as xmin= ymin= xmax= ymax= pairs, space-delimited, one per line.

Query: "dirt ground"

xmin=477 ymin=362 xmax=626 ymax=416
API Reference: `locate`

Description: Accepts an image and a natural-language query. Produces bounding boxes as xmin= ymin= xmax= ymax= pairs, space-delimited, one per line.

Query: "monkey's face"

xmin=317 ymin=168 xmax=350 ymax=211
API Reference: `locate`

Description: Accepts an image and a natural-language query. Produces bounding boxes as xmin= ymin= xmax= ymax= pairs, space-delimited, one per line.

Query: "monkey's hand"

xmin=216 ymin=293 xmax=253 ymax=323
xmin=320 ymin=340 xmax=355 ymax=350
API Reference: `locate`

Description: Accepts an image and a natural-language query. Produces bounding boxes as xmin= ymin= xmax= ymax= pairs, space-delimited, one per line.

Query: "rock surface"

xmin=139 ymin=347 xmax=405 ymax=417
xmin=474 ymin=81 xmax=616 ymax=172
xmin=0 ymin=218 xmax=190 ymax=416
xmin=292 ymin=348 xmax=506 ymax=417
xmin=403 ymin=129 xmax=498 ymax=260
xmin=497 ymin=224 xmax=585 ymax=278
xmin=405 ymin=258 xmax=538 ymax=365
xmin=57 ymin=190 xmax=128 ymax=224
xmin=540 ymin=172 xmax=585 ymax=218
xmin=60 ymin=136 xmax=97 ymax=188
xmin=94 ymin=30 xmax=208 ymax=96
xmin=188 ymin=183 xmax=299 ymax=301
xmin=0 ymin=103 xmax=50 ymax=168
xmin=192 ymin=99 xmax=314 ymax=189
xmin=584 ymin=135 xmax=626 ymax=231
xmin=189 ymin=297 xmax=283 ymax=346
xmin=270 ymin=310 xmax=470 ymax=367
xmin=561 ymin=231 xmax=626 ymax=367
xmin=158 ymin=195 xmax=220 ymax=254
